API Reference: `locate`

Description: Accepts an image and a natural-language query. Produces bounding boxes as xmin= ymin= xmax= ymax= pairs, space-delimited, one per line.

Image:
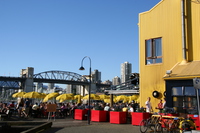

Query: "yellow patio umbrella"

xmin=74 ymin=94 xmax=83 ymax=99
xmin=56 ymin=94 xmax=74 ymax=102
xmin=122 ymin=95 xmax=139 ymax=103
xmin=43 ymin=92 xmax=59 ymax=102
xmin=82 ymin=94 xmax=100 ymax=100
xmin=104 ymin=98 xmax=117 ymax=103
xmin=130 ymin=95 xmax=139 ymax=101
xmin=98 ymin=94 xmax=109 ymax=100
xmin=67 ymin=93 xmax=74 ymax=96
xmin=12 ymin=91 xmax=26 ymax=98
xmin=116 ymin=95 xmax=128 ymax=102
xmin=122 ymin=97 xmax=130 ymax=103
xmin=74 ymin=94 xmax=83 ymax=104
xmin=23 ymin=91 xmax=41 ymax=99
xmin=38 ymin=93 xmax=47 ymax=99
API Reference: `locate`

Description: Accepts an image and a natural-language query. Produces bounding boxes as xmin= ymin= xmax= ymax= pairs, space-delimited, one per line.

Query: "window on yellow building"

xmin=145 ymin=37 xmax=162 ymax=65
xmin=172 ymin=86 xmax=198 ymax=114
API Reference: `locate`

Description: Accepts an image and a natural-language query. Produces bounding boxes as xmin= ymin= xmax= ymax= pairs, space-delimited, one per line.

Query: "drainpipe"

xmin=181 ymin=0 xmax=187 ymax=64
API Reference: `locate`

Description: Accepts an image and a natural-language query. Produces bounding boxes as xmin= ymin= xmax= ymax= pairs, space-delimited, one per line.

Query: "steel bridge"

xmin=0 ymin=70 xmax=110 ymax=90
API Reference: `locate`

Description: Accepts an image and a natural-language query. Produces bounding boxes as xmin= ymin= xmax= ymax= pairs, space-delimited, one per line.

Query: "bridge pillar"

xmin=79 ymin=85 xmax=85 ymax=96
xmin=91 ymin=83 xmax=97 ymax=94
xmin=36 ymin=82 xmax=43 ymax=92
xmin=48 ymin=83 xmax=54 ymax=92
xmin=21 ymin=67 xmax=34 ymax=92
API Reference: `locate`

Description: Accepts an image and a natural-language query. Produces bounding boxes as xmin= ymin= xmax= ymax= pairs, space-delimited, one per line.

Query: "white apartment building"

xmin=112 ymin=76 xmax=121 ymax=85
xmin=121 ymin=62 xmax=132 ymax=83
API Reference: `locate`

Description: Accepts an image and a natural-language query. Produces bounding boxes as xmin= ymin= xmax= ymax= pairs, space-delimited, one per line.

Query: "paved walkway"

xmin=9 ymin=116 xmax=141 ymax=133
xmin=41 ymin=118 xmax=141 ymax=133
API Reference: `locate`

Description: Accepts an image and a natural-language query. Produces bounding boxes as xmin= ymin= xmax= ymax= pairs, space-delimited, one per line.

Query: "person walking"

xmin=24 ymin=99 xmax=30 ymax=117
xmin=17 ymin=98 xmax=25 ymax=117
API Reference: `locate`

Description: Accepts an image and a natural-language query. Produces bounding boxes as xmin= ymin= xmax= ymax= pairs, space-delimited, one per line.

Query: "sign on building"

xmin=193 ymin=77 xmax=200 ymax=89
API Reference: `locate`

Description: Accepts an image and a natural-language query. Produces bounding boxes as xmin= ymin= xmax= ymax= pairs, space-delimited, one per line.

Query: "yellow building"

xmin=138 ymin=0 xmax=200 ymax=114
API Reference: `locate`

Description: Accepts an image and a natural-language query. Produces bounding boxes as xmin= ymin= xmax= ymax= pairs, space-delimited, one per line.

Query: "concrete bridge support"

xmin=21 ymin=67 xmax=34 ymax=92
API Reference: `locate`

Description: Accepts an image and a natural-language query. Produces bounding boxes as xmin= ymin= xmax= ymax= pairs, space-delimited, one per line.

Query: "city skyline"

xmin=0 ymin=0 xmax=161 ymax=82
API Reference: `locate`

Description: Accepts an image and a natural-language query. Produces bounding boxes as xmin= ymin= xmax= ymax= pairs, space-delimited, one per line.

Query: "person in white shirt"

xmin=145 ymin=97 xmax=152 ymax=113
xmin=104 ymin=103 xmax=110 ymax=111
xmin=128 ymin=104 xmax=134 ymax=112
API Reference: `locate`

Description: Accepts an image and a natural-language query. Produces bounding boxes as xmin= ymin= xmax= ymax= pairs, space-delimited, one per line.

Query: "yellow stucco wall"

xmin=138 ymin=0 xmax=200 ymax=112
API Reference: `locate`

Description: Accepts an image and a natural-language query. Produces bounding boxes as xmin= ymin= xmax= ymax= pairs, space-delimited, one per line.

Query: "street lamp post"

xmin=79 ymin=56 xmax=91 ymax=125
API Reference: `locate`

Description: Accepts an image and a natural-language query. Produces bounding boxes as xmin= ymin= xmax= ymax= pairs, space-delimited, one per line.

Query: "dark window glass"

xmin=172 ymin=86 xmax=199 ymax=114
xmin=185 ymin=86 xmax=196 ymax=96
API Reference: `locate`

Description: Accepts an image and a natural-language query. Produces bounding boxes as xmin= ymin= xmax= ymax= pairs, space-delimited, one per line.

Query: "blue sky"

xmin=0 ymin=0 xmax=161 ymax=83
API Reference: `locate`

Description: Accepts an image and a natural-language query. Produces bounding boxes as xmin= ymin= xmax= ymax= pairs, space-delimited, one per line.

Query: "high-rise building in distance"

xmin=92 ymin=69 xmax=101 ymax=84
xmin=112 ymin=76 xmax=121 ymax=85
xmin=121 ymin=62 xmax=132 ymax=83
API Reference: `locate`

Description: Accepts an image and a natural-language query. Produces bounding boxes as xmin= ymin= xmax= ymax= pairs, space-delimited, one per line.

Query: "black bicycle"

xmin=139 ymin=115 xmax=161 ymax=133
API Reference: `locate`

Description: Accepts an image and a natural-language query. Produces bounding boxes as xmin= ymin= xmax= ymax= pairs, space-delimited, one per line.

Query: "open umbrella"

xmin=74 ymin=94 xmax=83 ymax=104
xmin=43 ymin=92 xmax=59 ymax=102
xmin=23 ymin=91 xmax=41 ymax=99
xmin=104 ymin=98 xmax=117 ymax=103
xmin=56 ymin=94 xmax=74 ymax=102
xmin=12 ymin=92 xmax=26 ymax=98
xmin=98 ymin=94 xmax=109 ymax=100
xmin=129 ymin=95 xmax=139 ymax=101
xmin=38 ymin=93 xmax=47 ymax=99
xmin=74 ymin=94 xmax=83 ymax=99
xmin=82 ymin=94 xmax=100 ymax=100
xmin=116 ymin=95 xmax=128 ymax=102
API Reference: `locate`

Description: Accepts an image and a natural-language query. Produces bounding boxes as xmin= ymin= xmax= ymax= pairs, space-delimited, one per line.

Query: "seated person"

xmin=122 ymin=105 xmax=128 ymax=112
xmin=32 ymin=103 xmax=39 ymax=117
xmin=0 ymin=103 xmax=8 ymax=114
xmin=104 ymin=103 xmax=110 ymax=111
xmin=128 ymin=104 xmax=134 ymax=112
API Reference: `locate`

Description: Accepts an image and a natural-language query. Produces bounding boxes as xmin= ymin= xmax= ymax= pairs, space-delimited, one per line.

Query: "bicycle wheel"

xmin=169 ymin=122 xmax=180 ymax=133
xmin=140 ymin=119 xmax=148 ymax=133
xmin=154 ymin=123 xmax=163 ymax=133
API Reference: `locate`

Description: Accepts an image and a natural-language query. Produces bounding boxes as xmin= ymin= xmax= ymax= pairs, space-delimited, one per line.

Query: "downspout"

xmin=181 ymin=0 xmax=187 ymax=64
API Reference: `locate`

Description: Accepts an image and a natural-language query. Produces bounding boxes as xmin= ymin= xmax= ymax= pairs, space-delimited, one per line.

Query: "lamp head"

xmin=166 ymin=70 xmax=172 ymax=75
xmin=79 ymin=66 xmax=85 ymax=70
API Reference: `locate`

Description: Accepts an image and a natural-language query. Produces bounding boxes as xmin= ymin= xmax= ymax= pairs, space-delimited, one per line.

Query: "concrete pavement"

xmin=7 ymin=115 xmax=141 ymax=133
xmin=39 ymin=117 xmax=141 ymax=133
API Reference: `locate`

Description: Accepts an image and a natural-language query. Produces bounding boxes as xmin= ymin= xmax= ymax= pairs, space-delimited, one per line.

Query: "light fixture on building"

xmin=163 ymin=91 xmax=166 ymax=97
xmin=166 ymin=70 xmax=172 ymax=76
xmin=152 ymin=91 xmax=160 ymax=98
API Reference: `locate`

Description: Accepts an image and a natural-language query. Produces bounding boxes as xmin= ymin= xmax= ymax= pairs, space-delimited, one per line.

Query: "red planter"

xmin=91 ymin=110 xmax=108 ymax=122
xmin=131 ymin=112 xmax=151 ymax=125
xmin=110 ymin=111 xmax=127 ymax=124
xmin=74 ymin=109 xmax=88 ymax=120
